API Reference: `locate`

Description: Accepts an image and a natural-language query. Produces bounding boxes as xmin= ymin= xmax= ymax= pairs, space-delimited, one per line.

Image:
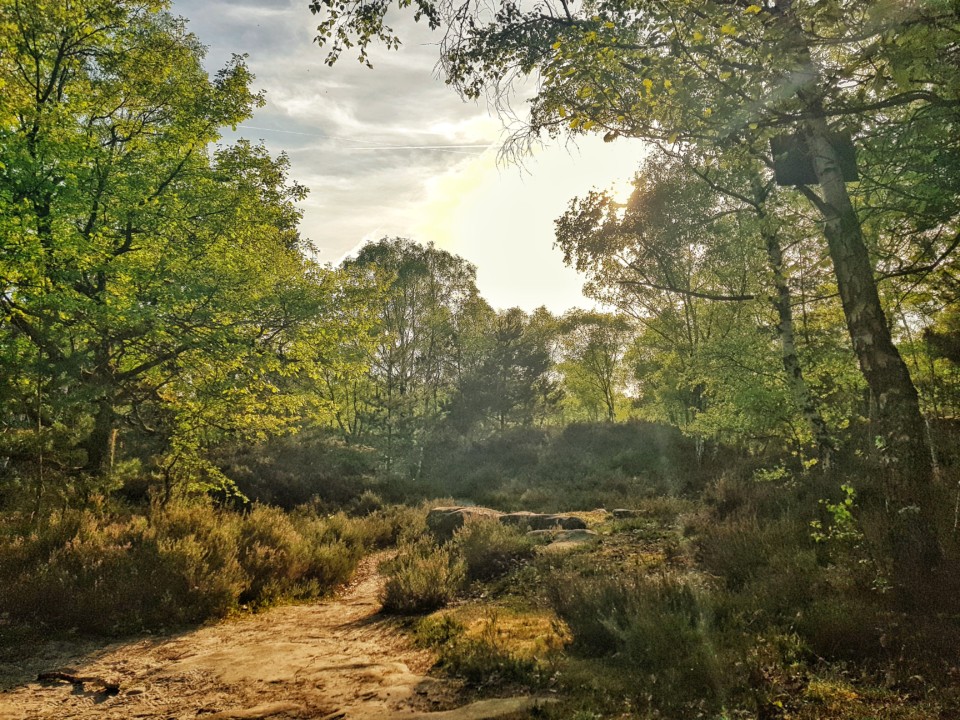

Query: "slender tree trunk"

xmin=760 ymin=220 xmax=834 ymax=468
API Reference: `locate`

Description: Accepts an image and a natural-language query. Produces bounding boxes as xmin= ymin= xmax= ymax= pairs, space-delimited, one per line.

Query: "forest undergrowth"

xmin=378 ymin=468 xmax=960 ymax=720
xmin=4 ymin=427 xmax=960 ymax=719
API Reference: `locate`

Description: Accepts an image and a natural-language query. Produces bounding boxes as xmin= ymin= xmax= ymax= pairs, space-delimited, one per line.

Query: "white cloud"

xmin=172 ymin=0 xmax=645 ymax=312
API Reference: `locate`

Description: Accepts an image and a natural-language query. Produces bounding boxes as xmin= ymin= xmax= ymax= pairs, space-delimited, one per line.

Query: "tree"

xmin=341 ymin=237 xmax=487 ymax=474
xmin=448 ymin=307 xmax=559 ymax=433
xmin=0 ymin=0 xmax=349 ymax=507
xmin=312 ymin=0 xmax=960 ymax=597
xmin=558 ymin=310 xmax=633 ymax=421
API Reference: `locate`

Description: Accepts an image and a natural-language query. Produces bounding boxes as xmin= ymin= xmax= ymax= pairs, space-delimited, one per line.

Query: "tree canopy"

xmin=0 ymin=0 xmax=367 ymax=505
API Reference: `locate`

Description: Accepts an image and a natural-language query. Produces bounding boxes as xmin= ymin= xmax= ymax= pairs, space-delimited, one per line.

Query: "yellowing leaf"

xmin=668 ymin=132 xmax=678 ymax=144
xmin=745 ymin=4 xmax=762 ymax=13
xmin=551 ymin=40 xmax=562 ymax=50
xmin=703 ymin=107 xmax=713 ymax=117
xmin=603 ymin=21 xmax=615 ymax=29
xmin=692 ymin=30 xmax=704 ymax=41
xmin=570 ymin=117 xmax=582 ymax=129
xmin=558 ymin=106 xmax=567 ymax=118
xmin=642 ymin=78 xmax=654 ymax=93
xmin=582 ymin=119 xmax=596 ymax=130
xmin=663 ymin=79 xmax=672 ymax=89
xmin=720 ymin=23 xmax=736 ymax=35
xmin=749 ymin=122 xmax=758 ymax=130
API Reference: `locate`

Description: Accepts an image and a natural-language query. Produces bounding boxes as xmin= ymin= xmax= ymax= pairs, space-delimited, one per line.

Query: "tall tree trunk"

xmin=803 ymin=107 xmax=942 ymax=600
xmin=775 ymin=0 xmax=943 ymax=602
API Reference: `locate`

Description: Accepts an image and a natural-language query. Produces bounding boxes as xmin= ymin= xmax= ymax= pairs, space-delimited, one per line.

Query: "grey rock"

xmin=500 ymin=512 xmax=586 ymax=531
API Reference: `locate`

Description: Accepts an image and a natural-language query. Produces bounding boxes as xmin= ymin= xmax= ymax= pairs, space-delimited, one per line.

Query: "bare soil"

xmin=0 ymin=554 xmax=549 ymax=720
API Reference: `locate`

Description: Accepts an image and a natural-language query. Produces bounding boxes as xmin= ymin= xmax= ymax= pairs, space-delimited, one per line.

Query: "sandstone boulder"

xmin=500 ymin=511 xmax=586 ymax=531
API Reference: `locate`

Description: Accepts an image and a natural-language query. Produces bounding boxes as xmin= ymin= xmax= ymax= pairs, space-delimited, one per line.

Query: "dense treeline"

xmin=1 ymin=0 xmax=959 ymax=528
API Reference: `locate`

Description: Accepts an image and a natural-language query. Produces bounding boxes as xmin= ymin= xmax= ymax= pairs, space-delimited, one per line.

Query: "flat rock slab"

xmin=529 ymin=529 xmax=599 ymax=553
xmin=427 ymin=507 xmax=587 ymax=541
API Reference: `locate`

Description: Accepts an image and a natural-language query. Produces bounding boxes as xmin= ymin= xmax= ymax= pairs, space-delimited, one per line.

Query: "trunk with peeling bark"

xmin=802 ymin=112 xmax=942 ymax=599
xmin=772 ymin=0 xmax=944 ymax=601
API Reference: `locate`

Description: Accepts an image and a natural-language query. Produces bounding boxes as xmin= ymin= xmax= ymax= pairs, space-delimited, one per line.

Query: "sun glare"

xmin=413 ymin=136 xmax=648 ymax=313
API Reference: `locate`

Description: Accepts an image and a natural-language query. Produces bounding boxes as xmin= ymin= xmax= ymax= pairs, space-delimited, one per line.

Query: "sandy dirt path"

xmin=0 ymin=554 xmax=549 ymax=720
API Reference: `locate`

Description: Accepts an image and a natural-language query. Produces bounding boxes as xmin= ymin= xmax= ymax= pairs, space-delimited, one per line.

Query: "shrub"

xmin=236 ymin=505 xmax=309 ymax=605
xmin=0 ymin=499 xmax=377 ymax=635
xmin=452 ymin=519 xmax=536 ymax=582
xmin=794 ymin=594 xmax=883 ymax=662
xmin=0 ymin=505 xmax=248 ymax=633
xmin=368 ymin=503 xmax=429 ymax=547
xmin=213 ymin=428 xmax=378 ymax=508
xmin=437 ymin=617 xmax=538 ymax=685
xmin=546 ymin=568 xmax=725 ymax=710
xmin=415 ymin=611 xmax=541 ymax=686
xmin=147 ymin=502 xmax=247 ymax=622
xmin=694 ymin=514 xmax=813 ymax=590
xmin=380 ymin=539 xmax=465 ymax=613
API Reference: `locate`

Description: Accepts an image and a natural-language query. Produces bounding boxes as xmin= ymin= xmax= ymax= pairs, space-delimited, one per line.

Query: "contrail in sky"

xmin=237 ymin=124 xmax=491 ymax=153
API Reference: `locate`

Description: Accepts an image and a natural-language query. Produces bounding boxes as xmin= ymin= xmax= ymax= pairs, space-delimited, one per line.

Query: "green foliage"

xmin=339 ymin=237 xmax=490 ymax=475
xmin=0 ymin=500 xmax=384 ymax=634
xmin=311 ymin=0 xmax=958 ymax=602
xmin=0 ymin=0 xmax=377 ymax=507
xmin=419 ymin=421 xmax=704 ymax=508
xmin=452 ymin=519 xmax=536 ymax=582
xmin=379 ymin=538 xmax=465 ymax=613
xmin=810 ymin=484 xmax=861 ymax=545
xmin=546 ymin=568 xmax=725 ymax=709
xmin=213 ymin=428 xmax=379 ymax=509
xmin=556 ymin=310 xmax=633 ymax=422
xmin=449 ymin=307 xmax=562 ymax=435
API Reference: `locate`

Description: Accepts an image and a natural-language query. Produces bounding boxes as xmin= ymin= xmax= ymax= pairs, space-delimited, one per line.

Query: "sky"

xmin=170 ymin=0 xmax=648 ymax=313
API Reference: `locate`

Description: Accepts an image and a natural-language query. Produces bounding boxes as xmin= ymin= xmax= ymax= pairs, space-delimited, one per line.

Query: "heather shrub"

xmin=368 ymin=503 xmax=430 ymax=546
xmin=423 ymin=611 xmax=538 ymax=686
xmin=0 ymin=506 xmax=246 ymax=633
xmin=452 ymin=519 xmax=536 ymax=582
xmin=236 ymin=504 xmax=309 ymax=605
xmin=546 ymin=568 xmax=725 ymax=710
xmin=0 ymin=499 xmax=378 ymax=634
xmin=380 ymin=539 xmax=465 ymax=613
xmin=694 ymin=514 xmax=812 ymax=590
